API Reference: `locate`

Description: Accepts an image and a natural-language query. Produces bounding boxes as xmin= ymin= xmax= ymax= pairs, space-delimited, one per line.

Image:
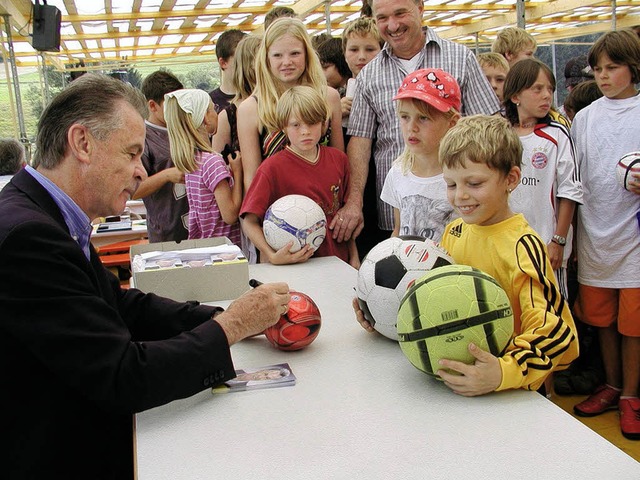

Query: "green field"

xmin=0 ymin=57 xmax=220 ymax=141
xmin=0 ymin=71 xmax=40 ymax=139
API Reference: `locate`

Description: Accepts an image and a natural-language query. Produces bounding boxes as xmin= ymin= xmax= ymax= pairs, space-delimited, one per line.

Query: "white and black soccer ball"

xmin=263 ymin=194 xmax=327 ymax=253
xmin=616 ymin=151 xmax=640 ymax=191
xmin=356 ymin=236 xmax=455 ymax=341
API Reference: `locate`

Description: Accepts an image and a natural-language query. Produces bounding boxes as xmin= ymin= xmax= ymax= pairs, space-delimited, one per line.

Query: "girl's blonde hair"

xmin=275 ymin=85 xmax=330 ymax=131
xmin=254 ymin=17 xmax=327 ymax=133
xmin=164 ymin=94 xmax=214 ymax=173
xmin=394 ymin=98 xmax=459 ymax=174
xmin=232 ymin=35 xmax=262 ymax=103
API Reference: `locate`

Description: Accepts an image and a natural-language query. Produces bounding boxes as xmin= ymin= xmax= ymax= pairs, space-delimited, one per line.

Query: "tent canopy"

xmin=1 ymin=0 xmax=639 ymax=70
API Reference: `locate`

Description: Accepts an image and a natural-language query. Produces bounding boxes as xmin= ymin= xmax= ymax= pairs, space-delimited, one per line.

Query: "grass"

xmin=0 ymin=71 xmax=41 ymax=139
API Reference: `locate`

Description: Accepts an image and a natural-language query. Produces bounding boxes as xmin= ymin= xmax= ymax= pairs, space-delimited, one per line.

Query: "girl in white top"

xmin=380 ymin=68 xmax=460 ymax=242
xmin=503 ymin=58 xmax=582 ymax=299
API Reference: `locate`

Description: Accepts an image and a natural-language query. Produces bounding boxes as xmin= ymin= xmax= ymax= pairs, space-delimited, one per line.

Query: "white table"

xmin=135 ymin=257 xmax=640 ymax=479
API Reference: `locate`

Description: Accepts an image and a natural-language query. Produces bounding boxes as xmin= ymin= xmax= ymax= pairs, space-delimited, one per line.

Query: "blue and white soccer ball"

xmin=263 ymin=194 xmax=327 ymax=253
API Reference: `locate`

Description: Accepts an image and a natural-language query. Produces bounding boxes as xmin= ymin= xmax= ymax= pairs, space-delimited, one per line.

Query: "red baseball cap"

xmin=393 ymin=68 xmax=461 ymax=112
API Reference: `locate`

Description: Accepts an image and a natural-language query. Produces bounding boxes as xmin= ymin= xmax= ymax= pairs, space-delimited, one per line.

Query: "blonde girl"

xmin=165 ymin=89 xmax=243 ymax=245
xmin=380 ymin=68 xmax=460 ymax=241
xmin=237 ymin=17 xmax=344 ymax=193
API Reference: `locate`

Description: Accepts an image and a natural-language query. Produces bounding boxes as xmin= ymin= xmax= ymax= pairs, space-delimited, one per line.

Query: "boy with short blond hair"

xmin=341 ymin=16 xmax=384 ymax=56
xmin=477 ymin=52 xmax=509 ymax=102
xmin=492 ymin=27 xmax=537 ymax=66
xmin=436 ymin=115 xmax=578 ymax=396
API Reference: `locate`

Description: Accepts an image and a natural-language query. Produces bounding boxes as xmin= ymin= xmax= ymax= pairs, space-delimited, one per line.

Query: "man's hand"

xmin=215 ymin=282 xmax=290 ymax=345
xmin=437 ymin=343 xmax=502 ymax=396
xmin=329 ymin=201 xmax=364 ymax=243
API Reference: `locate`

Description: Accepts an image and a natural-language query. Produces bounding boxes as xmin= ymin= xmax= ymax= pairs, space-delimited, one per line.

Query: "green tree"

xmin=183 ymin=65 xmax=218 ymax=90
xmin=125 ymin=67 xmax=143 ymax=88
xmin=24 ymin=65 xmax=65 ymax=126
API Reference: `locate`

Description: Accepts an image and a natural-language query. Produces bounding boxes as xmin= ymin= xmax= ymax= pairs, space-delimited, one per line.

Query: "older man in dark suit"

xmin=0 ymin=73 xmax=290 ymax=479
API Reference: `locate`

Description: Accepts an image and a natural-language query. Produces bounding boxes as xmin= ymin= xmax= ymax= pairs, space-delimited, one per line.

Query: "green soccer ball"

xmin=397 ymin=264 xmax=514 ymax=377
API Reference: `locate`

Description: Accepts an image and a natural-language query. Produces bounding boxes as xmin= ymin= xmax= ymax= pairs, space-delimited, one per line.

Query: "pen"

xmin=249 ymin=279 xmax=263 ymax=288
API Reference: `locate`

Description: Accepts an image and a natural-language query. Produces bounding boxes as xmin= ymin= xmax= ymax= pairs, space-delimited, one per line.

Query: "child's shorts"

xmin=577 ymin=285 xmax=640 ymax=337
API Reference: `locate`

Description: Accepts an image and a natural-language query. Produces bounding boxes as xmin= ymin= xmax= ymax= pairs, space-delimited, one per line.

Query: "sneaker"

xmin=573 ymin=384 xmax=620 ymax=417
xmin=619 ymin=398 xmax=640 ymax=440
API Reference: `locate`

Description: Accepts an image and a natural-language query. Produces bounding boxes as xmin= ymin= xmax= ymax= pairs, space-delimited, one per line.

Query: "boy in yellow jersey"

xmin=436 ymin=114 xmax=578 ymax=396
xmin=354 ymin=115 xmax=579 ymax=396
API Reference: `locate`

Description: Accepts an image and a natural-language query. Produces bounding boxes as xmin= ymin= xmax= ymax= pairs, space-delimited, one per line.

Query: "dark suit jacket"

xmin=0 ymin=169 xmax=236 ymax=479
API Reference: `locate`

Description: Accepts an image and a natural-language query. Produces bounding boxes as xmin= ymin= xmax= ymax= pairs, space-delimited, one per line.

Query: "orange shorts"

xmin=577 ymin=285 xmax=640 ymax=337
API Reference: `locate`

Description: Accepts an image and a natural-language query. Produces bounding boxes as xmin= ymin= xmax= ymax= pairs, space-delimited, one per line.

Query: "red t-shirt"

xmin=240 ymin=146 xmax=350 ymax=262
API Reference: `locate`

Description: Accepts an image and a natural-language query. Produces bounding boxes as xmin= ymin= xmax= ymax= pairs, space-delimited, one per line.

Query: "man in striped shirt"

xmin=333 ymin=0 xmax=501 ymax=243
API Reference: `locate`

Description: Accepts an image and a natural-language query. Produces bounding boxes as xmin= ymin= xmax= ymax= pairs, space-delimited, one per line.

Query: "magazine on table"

xmin=212 ymin=363 xmax=296 ymax=393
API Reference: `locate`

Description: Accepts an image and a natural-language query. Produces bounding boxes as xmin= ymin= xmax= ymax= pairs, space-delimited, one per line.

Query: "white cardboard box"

xmin=130 ymin=237 xmax=249 ymax=303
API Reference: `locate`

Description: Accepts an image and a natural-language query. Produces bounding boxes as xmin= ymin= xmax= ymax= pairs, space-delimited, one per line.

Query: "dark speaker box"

xmin=32 ymin=4 xmax=61 ymax=52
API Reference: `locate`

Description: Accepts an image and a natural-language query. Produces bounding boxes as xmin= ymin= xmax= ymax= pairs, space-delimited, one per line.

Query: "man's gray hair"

xmin=33 ymin=73 xmax=147 ymax=169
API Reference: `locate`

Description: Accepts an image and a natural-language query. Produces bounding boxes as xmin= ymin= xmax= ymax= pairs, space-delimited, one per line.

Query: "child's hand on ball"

xmin=269 ymin=242 xmax=314 ymax=265
xmin=437 ymin=343 xmax=502 ymax=396
xmin=628 ymin=173 xmax=640 ymax=195
xmin=352 ymin=298 xmax=376 ymax=333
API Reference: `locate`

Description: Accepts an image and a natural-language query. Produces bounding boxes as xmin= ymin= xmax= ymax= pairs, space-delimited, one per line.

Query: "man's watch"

xmin=552 ymin=234 xmax=567 ymax=246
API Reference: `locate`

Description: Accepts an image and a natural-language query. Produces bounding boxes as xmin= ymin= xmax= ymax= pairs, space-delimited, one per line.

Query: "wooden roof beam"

xmin=438 ymin=0 xmax=607 ymax=39
xmin=0 ymin=0 xmax=32 ymax=31
xmin=253 ymin=0 xmax=325 ymax=34
xmin=534 ymin=14 xmax=640 ymax=43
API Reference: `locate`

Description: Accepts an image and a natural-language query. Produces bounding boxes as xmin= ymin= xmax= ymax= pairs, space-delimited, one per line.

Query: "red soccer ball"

xmin=264 ymin=291 xmax=321 ymax=351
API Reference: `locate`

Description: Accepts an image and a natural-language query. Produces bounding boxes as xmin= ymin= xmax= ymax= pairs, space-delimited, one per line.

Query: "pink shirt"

xmin=185 ymin=151 xmax=240 ymax=246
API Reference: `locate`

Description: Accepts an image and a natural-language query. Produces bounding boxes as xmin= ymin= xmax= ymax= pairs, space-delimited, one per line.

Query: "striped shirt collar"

xmin=25 ymin=165 xmax=92 ymax=260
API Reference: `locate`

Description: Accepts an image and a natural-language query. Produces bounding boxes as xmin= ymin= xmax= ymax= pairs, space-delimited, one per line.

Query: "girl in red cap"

xmin=380 ymin=68 xmax=460 ymax=241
